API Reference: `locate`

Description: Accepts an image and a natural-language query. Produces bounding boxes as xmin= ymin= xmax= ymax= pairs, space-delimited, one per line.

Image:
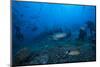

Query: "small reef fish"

xmin=52 ymin=33 xmax=67 ymax=40
xmin=80 ymin=26 xmax=85 ymax=31
xmin=68 ymin=50 xmax=80 ymax=56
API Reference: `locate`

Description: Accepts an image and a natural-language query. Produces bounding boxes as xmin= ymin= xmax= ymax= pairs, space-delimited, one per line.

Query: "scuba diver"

xmin=78 ymin=27 xmax=87 ymax=41
xmin=15 ymin=25 xmax=24 ymax=41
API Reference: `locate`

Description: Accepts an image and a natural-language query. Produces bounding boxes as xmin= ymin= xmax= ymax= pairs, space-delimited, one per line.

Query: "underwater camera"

xmin=11 ymin=0 xmax=96 ymax=66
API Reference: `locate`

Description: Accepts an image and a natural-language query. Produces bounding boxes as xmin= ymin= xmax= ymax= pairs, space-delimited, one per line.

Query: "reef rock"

xmin=14 ymin=47 xmax=33 ymax=65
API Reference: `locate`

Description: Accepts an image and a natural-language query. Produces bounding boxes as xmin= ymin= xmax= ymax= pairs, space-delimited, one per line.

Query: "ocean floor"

xmin=12 ymin=35 xmax=96 ymax=66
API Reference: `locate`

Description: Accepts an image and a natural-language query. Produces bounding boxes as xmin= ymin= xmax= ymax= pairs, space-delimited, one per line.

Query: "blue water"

xmin=12 ymin=1 xmax=96 ymax=66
